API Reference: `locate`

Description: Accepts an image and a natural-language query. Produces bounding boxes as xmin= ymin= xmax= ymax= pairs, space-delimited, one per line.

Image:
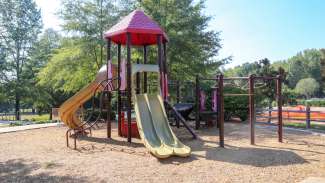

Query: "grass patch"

xmin=34 ymin=120 xmax=56 ymax=124
xmin=21 ymin=114 xmax=50 ymax=121
xmin=9 ymin=121 xmax=24 ymax=126
xmin=284 ymin=122 xmax=325 ymax=131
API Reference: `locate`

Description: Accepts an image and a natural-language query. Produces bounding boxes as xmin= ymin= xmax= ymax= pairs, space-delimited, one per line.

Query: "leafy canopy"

xmin=139 ymin=0 xmax=229 ymax=80
xmin=295 ymin=78 xmax=320 ymax=99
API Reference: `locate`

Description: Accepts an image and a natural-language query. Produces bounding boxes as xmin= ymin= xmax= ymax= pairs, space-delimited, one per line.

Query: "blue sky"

xmin=35 ymin=0 xmax=325 ymax=68
xmin=205 ymin=0 xmax=325 ymax=67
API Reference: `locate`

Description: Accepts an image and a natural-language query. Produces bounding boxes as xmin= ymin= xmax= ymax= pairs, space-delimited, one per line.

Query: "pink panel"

xmin=212 ymin=90 xmax=218 ymax=112
xmin=120 ymin=60 xmax=126 ymax=90
xmin=200 ymin=91 xmax=206 ymax=111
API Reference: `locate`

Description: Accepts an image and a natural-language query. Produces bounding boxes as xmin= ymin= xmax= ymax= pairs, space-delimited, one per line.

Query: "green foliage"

xmin=139 ymin=0 xmax=229 ymax=80
xmin=21 ymin=114 xmax=50 ymax=121
xmin=287 ymin=49 xmax=323 ymax=90
xmin=285 ymin=122 xmax=325 ymax=131
xmin=223 ymin=86 xmax=249 ymax=121
xmin=295 ymin=78 xmax=319 ymax=99
xmin=304 ymin=98 xmax=325 ymax=107
xmin=39 ymin=0 xmax=134 ymax=94
xmin=0 ymin=0 xmax=42 ymax=119
xmin=38 ymin=38 xmax=97 ymax=93
xmin=224 ymin=58 xmax=281 ymax=108
xmin=282 ymin=85 xmax=299 ymax=105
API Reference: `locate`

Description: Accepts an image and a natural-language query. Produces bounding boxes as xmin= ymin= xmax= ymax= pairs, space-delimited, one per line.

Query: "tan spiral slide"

xmin=58 ymin=65 xmax=113 ymax=129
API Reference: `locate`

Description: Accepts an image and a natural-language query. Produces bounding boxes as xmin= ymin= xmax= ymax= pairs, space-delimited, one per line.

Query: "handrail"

xmin=165 ymin=101 xmax=197 ymax=139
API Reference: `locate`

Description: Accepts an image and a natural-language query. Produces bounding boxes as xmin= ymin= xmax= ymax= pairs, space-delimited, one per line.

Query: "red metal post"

xmin=249 ymin=75 xmax=255 ymax=145
xmin=218 ymin=74 xmax=224 ymax=147
xmin=126 ymin=33 xmax=132 ymax=143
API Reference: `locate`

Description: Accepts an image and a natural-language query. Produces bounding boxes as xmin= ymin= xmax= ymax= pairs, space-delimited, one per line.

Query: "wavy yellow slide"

xmin=134 ymin=94 xmax=191 ymax=158
xmin=59 ymin=65 xmax=110 ymax=129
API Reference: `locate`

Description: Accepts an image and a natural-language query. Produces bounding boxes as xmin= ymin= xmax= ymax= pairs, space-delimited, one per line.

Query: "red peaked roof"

xmin=104 ymin=10 xmax=168 ymax=46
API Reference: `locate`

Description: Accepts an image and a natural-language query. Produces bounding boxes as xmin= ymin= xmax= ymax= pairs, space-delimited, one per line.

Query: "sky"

xmin=35 ymin=0 xmax=325 ymax=68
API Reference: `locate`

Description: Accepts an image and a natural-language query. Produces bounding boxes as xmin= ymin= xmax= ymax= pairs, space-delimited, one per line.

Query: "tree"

xmin=320 ymin=49 xmax=325 ymax=91
xmin=39 ymin=0 xmax=134 ymax=93
xmin=295 ymin=78 xmax=320 ymax=99
xmin=139 ymin=0 xmax=229 ymax=80
xmin=25 ymin=29 xmax=70 ymax=117
xmin=287 ymin=49 xmax=323 ymax=90
xmin=224 ymin=58 xmax=281 ymax=112
xmin=0 ymin=0 xmax=42 ymax=120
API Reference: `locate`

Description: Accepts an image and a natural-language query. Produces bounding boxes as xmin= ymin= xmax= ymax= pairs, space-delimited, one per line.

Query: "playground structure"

xmin=59 ymin=10 xmax=192 ymax=158
xmin=59 ymin=10 xmax=285 ymax=158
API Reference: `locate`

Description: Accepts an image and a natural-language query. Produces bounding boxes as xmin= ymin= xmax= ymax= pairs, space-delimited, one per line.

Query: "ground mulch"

xmin=0 ymin=122 xmax=325 ymax=183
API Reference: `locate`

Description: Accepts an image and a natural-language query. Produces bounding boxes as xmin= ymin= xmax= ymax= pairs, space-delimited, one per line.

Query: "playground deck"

xmin=0 ymin=122 xmax=325 ymax=182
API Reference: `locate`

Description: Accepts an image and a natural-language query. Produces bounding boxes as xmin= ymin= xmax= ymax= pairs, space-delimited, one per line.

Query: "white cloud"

xmin=35 ymin=0 xmax=62 ymax=31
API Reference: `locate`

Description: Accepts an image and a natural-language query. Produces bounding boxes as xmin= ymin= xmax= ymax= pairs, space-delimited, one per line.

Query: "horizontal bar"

xmin=224 ymin=93 xmax=253 ymax=96
xmin=254 ymin=76 xmax=279 ymax=80
xmin=199 ymin=78 xmax=218 ymax=81
xmin=256 ymin=116 xmax=278 ymax=119
xmin=223 ymin=77 xmax=249 ymax=80
xmin=260 ymin=109 xmax=325 ymax=113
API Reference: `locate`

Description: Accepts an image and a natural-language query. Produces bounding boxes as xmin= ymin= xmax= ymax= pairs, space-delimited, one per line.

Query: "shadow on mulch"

xmin=0 ymin=159 xmax=88 ymax=182
xmin=79 ymin=136 xmax=144 ymax=148
xmin=189 ymin=136 xmax=307 ymax=167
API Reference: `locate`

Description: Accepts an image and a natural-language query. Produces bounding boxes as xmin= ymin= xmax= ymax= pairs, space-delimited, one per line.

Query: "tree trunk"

xmin=49 ymin=109 xmax=53 ymax=120
xmin=15 ymin=92 xmax=20 ymax=120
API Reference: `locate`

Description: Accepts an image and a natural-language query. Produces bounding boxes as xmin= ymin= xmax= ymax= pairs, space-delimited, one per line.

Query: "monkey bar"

xmin=195 ymin=69 xmax=284 ymax=147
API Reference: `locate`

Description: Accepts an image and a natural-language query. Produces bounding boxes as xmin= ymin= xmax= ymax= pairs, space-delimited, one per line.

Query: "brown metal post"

xmin=306 ymin=105 xmax=311 ymax=129
xmin=66 ymin=130 xmax=69 ymax=147
xmin=176 ymin=80 xmax=180 ymax=128
xmin=136 ymin=58 xmax=140 ymax=94
xmin=176 ymin=80 xmax=180 ymax=103
xmin=107 ymin=92 xmax=111 ymax=138
xmin=249 ymin=75 xmax=255 ymax=145
xmin=218 ymin=74 xmax=224 ymax=147
xmin=143 ymin=45 xmax=147 ymax=93
xmin=195 ymin=75 xmax=200 ymax=130
xmin=106 ymin=39 xmax=111 ymax=138
xmin=277 ymin=71 xmax=283 ymax=142
xmin=215 ymin=75 xmax=220 ymax=128
xmin=117 ymin=43 xmax=122 ymax=136
xmin=157 ymin=35 xmax=163 ymax=96
xmin=163 ymin=42 xmax=168 ymax=100
xmin=126 ymin=33 xmax=132 ymax=143
xmin=163 ymin=43 xmax=167 ymax=74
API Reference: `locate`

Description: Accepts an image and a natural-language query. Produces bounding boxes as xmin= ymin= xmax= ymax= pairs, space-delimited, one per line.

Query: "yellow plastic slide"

xmin=59 ymin=65 xmax=109 ymax=129
xmin=134 ymin=94 xmax=191 ymax=158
